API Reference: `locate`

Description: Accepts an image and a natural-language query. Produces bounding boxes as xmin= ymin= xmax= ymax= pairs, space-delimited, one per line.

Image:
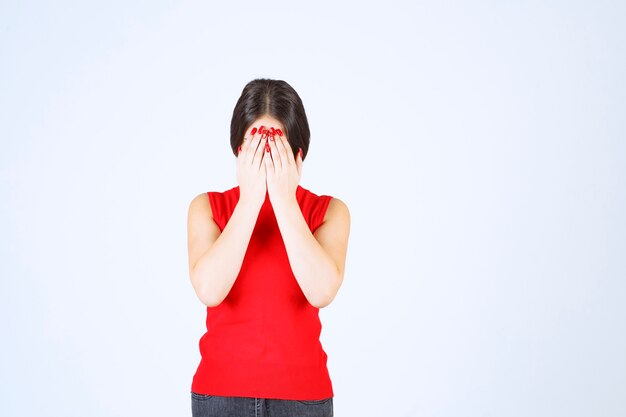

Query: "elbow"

xmin=190 ymin=272 xmax=223 ymax=308
xmin=312 ymin=277 xmax=340 ymax=309
xmin=306 ymin=289 xmax=331 ymax=309
xmin=198 ymin=288 xmax=225 ymax=308
xmin=313 ymin=291 xmax=336 ymax=309
xmin=199 ymin=291 xmax=222 ymax=308
xmin=313 ymin=298 xmax=331 ymax=309
xmin=198 ymin=284 xmax=224 ymax=307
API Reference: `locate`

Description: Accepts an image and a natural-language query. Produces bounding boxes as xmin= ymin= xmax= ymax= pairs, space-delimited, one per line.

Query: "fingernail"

xmin=270 ymin=127 xmax=275 ymax=135
xmin=276 ymin=129 xmax=283 ymax=136
xmin=251 ymin=127 xmax=257 ymax=135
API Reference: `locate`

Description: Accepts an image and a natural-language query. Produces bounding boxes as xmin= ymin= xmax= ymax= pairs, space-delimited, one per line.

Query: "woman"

xmin=187 ymin=78 xmax=350 ymax=417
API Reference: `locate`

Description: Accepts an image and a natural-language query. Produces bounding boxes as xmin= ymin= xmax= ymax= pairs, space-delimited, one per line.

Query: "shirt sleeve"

xmin=310 ymin=195 xmax=333 ymax=233
xmin=207 ymin=191 xmax=224 ymax=232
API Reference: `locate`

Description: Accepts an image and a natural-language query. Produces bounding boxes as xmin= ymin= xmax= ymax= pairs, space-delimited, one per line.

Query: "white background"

xmin=1 ymin=1 xmax=624 ymax=416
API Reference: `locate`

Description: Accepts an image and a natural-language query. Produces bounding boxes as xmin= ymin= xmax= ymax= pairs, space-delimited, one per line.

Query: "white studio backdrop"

xmin=1 ymin=1 xmax=624 ymax=416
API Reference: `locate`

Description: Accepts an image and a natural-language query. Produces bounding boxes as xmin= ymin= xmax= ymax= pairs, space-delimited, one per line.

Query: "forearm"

xmin=273 ymin=198 xmax=339 ymax=308
xmin=192 ymin=199 xmax=261 ymax=306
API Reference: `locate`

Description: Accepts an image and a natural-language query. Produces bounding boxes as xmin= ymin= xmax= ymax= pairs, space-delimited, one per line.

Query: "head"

xmin=230 ymin=78 xmax=310 ymax=161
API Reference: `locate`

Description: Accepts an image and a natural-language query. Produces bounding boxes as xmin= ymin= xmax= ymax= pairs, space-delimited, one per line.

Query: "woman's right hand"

xmin=236 ymin=125 xmax=268 ymax=208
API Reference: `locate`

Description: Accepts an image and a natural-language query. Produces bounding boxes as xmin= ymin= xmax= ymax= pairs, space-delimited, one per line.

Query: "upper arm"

xmin=187 ymin=192 xmax=222 ymax=279
xmin=313 ymin=197 xmax=351 ymax=280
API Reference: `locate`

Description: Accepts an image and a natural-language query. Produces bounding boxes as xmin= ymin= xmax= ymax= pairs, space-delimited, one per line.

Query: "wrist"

xmin=237 ymin=197 xmax=263 ymax=212
xmin=272 ymin=194 xmax=299 ymax=213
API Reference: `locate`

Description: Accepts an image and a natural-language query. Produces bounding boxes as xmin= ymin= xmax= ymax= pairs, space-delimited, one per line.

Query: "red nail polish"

xmin=299 ymin=148 xmax=303 ymax=159
xmin=276 ymin=129 xmax=283 ymax=136
xmin=251 ymin=127 xmax=257 ymax=135
xmin=270 ymin=127 xmax=275 ymax=135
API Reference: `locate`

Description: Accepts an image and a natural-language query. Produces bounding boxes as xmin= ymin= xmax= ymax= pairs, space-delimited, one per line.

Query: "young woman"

xmin=187 ymin=78 xmax=351 ymax=417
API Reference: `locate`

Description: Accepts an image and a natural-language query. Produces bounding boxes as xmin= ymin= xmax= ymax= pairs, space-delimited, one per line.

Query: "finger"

xmin=249 ymin=128 xmax=266 ymax=171
xmin=263 ymin=129 xmax=275 ymax=174
xmin=266 ymin=131 xmax=283 ymax=171
xmin=241 ymin=125 xmax=256 ymax=154
xmin=264 ymin=143 xmax=273 ymax=173
xmin=275 ymin=134 xmax=293 ymax=167
xmin=274 ymin=128 xmax=293 ymax=161
xmin=238 ymin=129 xmax=248 ymax=158
xmin=239 ymin=126 xmax=256 ymax=152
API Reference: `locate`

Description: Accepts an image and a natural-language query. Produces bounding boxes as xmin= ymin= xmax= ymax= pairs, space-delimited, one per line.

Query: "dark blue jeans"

xmin=190 ymin=391 xmax=333 ymax=417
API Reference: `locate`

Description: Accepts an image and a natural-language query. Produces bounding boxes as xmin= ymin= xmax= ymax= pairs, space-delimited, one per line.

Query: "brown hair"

xmin=230 ymin=78 xmax=311 ymax=160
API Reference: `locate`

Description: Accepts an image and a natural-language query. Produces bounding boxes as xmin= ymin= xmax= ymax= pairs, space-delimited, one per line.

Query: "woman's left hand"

xmin=264 ymin=130 xmax=302 ymax=208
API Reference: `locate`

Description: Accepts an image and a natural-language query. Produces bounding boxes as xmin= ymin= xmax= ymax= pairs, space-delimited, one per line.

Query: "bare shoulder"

xmin=187 ymin=191 xmax=220 ymax=274
xmin=314 ymin=196 xmax=351 ymax=287
xmin=187 ymin=191 xmax=219 ymax=240
xmin=188 ymin=191 xmax=213 ymax=219
xmin=323 ymin=197 xmax=350 ymax=225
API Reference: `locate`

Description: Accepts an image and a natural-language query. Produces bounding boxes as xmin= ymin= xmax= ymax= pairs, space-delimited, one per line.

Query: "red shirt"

xmin=191 ymin=184 xmax=335 ymax=400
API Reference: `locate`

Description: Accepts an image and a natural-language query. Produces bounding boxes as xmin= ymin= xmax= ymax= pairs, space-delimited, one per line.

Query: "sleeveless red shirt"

xmin=191 ymin=184 xmax=335 ymax=400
